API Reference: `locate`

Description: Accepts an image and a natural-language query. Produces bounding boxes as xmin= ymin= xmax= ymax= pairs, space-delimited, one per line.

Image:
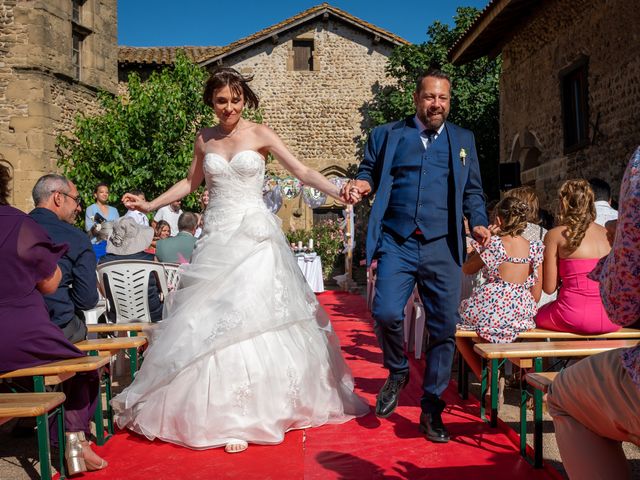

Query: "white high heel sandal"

xmin=224 ymin=439 xmax=248 ymax=453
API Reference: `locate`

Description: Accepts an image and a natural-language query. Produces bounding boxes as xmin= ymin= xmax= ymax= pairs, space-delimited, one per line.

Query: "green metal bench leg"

xmin=490 ymin=358 xmax=499 ymax=427
xmin=533 ymin=357 xmax=544 ymax=468
xmin=520 ymin=374 xmax=528 ymax=458
xmin=129 ymin=347 xmax=138 ymax=379
xmin=480 ymin=358 xmax=487 ymax=421
xmin=36 ymin=412 xmax=52 ymax=480
xmin=57 ymin=405 xmax=67 ymax=480
xmin=104 ymin=370 xmax=114 ymax=435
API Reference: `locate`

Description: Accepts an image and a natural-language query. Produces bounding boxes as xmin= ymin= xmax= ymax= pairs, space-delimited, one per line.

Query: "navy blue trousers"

xmin=372 ymin=229 xmax=461 ymax=414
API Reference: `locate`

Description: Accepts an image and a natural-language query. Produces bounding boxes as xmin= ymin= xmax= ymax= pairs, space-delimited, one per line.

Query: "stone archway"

xmin=508 ymin=130 xmax=543 ymax=185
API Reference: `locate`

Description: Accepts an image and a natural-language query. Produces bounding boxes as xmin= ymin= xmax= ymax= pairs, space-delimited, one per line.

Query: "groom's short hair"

xmin=416 ymin=68 xmax=451 ymax=92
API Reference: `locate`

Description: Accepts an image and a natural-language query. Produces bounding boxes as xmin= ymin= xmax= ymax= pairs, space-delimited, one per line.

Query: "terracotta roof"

xmin=448 ymin=0 xmax=539 ymax=65
xmin=119 ymin=3 xmax=409 ymax=67
xmin=118 ymin=46 xmax=223 ymax=65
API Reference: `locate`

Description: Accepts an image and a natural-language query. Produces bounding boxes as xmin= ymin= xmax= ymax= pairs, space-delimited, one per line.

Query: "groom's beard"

xmin=417 ymin=109 xmax=448 ymax=131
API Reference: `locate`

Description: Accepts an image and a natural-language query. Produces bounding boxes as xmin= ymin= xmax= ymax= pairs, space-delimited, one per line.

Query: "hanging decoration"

xmin=302 ymin=185 xmax=327 ymax=209
xmin=261 ymin=175 xmax=351 ymax=214
xmin=279 ymin=176 xmax=301 ymax=200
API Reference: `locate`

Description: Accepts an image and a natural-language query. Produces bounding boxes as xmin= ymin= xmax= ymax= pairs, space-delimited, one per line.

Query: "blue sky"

xmin=118 ymin=1 xmax=490 ymax=47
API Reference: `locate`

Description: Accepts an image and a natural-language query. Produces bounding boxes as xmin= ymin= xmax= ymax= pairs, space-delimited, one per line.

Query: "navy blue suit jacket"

xmin=29 ymin=207 xmax=99 ymax=326
xmin=356 ymin=117 xmax=488 ymax=266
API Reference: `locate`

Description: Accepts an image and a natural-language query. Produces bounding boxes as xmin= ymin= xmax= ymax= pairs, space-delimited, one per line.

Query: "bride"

xmin=114 ymin=67 xmax=368 ymax=453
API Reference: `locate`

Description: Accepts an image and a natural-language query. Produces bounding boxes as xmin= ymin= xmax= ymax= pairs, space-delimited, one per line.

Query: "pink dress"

xmin=458 ymin=236 xmax=543 ymax=343
xmin=536 ymin=258 xmax=620 ymax=334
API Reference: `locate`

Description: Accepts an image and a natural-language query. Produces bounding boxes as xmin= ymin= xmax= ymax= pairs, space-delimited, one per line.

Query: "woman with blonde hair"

xmin=536 ymin=179 xmax=619 ymax=333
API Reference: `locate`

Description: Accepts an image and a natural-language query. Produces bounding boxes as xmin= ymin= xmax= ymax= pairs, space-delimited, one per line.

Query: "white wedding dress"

xmin=112 ymin=150 xmax=368 ymax=449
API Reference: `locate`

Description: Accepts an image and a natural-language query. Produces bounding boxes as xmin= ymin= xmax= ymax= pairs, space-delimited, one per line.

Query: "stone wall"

xmin=499 ymin=0 xmax=640 ymax=210
xmin=0 ymin=0 xmax=117 ymax=210
xmin=217 ymin=18 xmax=396 ymax=230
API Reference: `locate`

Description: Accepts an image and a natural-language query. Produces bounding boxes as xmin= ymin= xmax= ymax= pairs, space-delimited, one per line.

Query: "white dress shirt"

xmin=414 ymin=115 xmax=445 ymax=149
xmin=594 ymin=200 xmax=618 ymax=226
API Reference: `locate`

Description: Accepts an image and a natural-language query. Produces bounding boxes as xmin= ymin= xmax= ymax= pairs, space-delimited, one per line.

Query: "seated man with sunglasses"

xmin=30 ymin=174 xmax=99 ymax=342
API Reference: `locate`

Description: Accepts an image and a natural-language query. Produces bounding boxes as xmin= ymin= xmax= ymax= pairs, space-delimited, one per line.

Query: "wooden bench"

xmin=474 ymin=339 xmax=639 ymax=468
xmin=0 ymin=392 xmax=66 ymax=480
xmin=455 ymin=327 xmax=640 ymax=398
xmin=87 ymin=323 xmax=149 ymax=334
xmin=0 ymin=356 xmax=112 ymax=446
xmin=76 ymin=336 xmax=148 ymax=379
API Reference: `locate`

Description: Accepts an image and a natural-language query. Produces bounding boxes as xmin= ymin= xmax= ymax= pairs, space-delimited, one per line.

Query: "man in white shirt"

xmin=153 ymin=200 xmax=183 ymax=237
xmin=124 ymin=189 xmax=149 ymax=226
xmin=589 ymin=178 xmax=618 ymax=226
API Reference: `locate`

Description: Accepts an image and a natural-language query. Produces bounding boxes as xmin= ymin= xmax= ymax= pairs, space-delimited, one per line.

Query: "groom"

xmin=344 ymin=69 xmax=490 ymax=443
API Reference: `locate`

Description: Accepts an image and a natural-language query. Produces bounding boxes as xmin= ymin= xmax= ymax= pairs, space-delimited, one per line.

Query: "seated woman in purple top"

xmin=536 ymin=179 xmax=619 ymax=334
xmin=547 ymin=147 xmax=640 ymax=480
xmin=0 ymin=164 xmax=107 ymax=474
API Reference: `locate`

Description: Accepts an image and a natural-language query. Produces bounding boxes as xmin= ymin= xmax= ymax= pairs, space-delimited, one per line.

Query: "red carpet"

xmin=64 ymin=291 xmax=560 ymax=479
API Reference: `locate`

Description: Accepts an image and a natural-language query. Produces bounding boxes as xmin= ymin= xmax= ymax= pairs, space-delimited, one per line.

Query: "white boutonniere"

xmin=459 ymin=148 xmax=467 ymax=166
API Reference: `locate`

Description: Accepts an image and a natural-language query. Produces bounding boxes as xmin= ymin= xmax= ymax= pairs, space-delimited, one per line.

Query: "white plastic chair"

xmin=161 ymin=262 xmax=182 ymax=292
xmin=96 ymin=260 xmax=168 ymax=323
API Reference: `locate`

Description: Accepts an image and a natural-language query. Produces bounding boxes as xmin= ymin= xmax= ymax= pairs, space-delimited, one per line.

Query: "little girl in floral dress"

xmin=456 ymin=196 xmax=544 ymax=381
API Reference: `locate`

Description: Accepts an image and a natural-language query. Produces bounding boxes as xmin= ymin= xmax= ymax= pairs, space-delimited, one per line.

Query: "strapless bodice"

xmin=202 ymin=150 xmax=267 ymax=220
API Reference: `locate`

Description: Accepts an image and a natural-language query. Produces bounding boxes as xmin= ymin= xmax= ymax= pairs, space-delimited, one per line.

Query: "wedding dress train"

xmin=112 ymin=150 xmax=368 ymax=449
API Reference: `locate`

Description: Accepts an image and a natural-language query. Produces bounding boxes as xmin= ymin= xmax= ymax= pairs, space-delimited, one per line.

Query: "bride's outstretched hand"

xmin=122 ymin=193 xmax=151 ymax=213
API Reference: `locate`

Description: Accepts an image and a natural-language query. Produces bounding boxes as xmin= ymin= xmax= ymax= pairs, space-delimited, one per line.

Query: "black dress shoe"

xmin=375 ymin=375 xmax=409 ymax=418
xmin=419 ymin=412 xmax=450 ymax=443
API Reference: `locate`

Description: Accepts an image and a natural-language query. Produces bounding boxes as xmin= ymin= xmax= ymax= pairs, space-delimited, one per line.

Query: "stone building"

xmin=119 ymin=3 xmax=408 ymax=229
xmin=0 ymin=0 xmax=118 ymax=210
xmin=449 ymin=0 xmax=640 ymax=209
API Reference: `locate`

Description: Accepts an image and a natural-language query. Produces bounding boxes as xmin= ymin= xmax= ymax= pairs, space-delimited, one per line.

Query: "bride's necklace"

xmin=216 ymin=123 xmax=240 ymax=138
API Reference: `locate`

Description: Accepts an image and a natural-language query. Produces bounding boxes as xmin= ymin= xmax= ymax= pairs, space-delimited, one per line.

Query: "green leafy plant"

xmin=57 ymin=52 xmax=264 ymax=223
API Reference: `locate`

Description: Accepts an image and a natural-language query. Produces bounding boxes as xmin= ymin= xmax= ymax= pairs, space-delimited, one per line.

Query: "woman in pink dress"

xmin=536 ymin=179 xmax=619 ymax=334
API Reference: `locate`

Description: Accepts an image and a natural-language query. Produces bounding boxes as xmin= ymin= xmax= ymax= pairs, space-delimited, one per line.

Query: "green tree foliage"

xmin=365 ymin=7 xmax=501 ymax=199
xmin=57 ymin=52 xmax=263 ymax=214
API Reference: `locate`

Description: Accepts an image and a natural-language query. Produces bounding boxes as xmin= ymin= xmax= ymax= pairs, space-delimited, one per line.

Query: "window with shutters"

xmin=292 ymin=40 xmax=314 ymax=71
xmin=560 ymin=58 xmax=589 ymax=153
xmin=71 ymin=0 xmax=91 ymax=81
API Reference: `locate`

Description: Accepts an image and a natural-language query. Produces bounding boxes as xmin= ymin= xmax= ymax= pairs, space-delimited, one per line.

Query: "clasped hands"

xmin=340 ymin=180 xmax=371 ymax=205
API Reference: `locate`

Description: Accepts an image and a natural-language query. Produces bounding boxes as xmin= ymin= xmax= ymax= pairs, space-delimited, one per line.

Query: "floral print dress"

xmin=458 ymin=236 xmax=544 ymax=343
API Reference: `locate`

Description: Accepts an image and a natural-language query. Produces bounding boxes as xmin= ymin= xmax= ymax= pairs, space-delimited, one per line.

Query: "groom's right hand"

xmin=341 ymin=180 xmax=371 ymax=204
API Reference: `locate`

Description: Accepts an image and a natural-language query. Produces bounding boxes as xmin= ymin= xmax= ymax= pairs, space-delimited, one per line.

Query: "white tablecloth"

xmin=296 ymin=255 xmax=324 ymax=293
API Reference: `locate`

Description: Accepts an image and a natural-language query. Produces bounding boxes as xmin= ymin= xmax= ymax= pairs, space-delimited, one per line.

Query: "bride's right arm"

xmin=123 ymin=132 xmax=206 ymax=213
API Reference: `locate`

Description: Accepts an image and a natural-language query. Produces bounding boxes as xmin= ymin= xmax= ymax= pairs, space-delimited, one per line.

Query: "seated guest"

xmin=124 ymin=189 xmax=149 ymax=226
xmin=536 ymin=179 xmax=620 ymax=334
xmin=99 ymin=217 xmax=163 ymax=322
xmin=146 ymin=219 xmax=171 ymax=254
xmin=457 ymin=197 xmax=543 ymax=380
xmin=589 ymin=177 xmax=618 ymax=226
xmin=30 ymin=174 xmax=99 ymax=342
xmin=155 ymin=212 xmax=198 ymax=263
xmin=505 ymin=186 xmax=547 ymax=241
xmin=547 ymin=147 xmax=640 ymax=480
xmin=506 ymin=185 xmax=556 ymax=307
xmin=85 ymin=182 xmax=120 ymax=244
xmin=0 ymin=165 xmax=107 ymax=474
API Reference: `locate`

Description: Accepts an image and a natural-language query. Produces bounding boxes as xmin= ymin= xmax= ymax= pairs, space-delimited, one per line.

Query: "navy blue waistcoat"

xmin=382 ymin=126 xmax=451 ymax=240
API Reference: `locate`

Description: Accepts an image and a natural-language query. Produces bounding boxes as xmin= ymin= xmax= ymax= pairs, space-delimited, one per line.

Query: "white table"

xmin=296 ymin=255 xmax=324 ymax=293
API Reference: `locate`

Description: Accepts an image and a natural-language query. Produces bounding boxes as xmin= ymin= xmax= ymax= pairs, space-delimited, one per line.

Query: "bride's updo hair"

xmin=556 ymin=179 xmax=596 ymax=253
xmin=203 ymin=67 xmax=259 ymax=110
xmin=495 ymin=196 xmax=528 ymax=237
